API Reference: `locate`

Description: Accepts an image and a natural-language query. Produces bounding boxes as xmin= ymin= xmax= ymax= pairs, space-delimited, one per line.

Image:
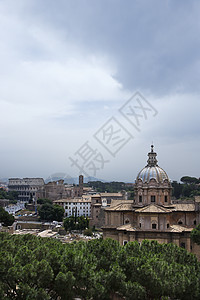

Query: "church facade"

xmin=103 ymin=146 xmax=200 ymax=257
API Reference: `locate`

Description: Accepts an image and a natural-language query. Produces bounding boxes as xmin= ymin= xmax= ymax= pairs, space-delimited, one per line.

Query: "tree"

xmin=0 ymin=190 xmax=19 ymax=200
xmin=181 ymin=176 xmax=199 ymax=184
xmin=172 ymin=181 xmax=183 ymax=199
xmin=63 ymin=216 xmax=89 ymax=232
xmin=191 ymin=224 xmax=200 ymax=245
xmin=182 ymin=184 xmax=195 ymax=198
xmin=0 ymin=207 xmax=15 ymax=226
xmin=53 ymin=205 xmax=65 ymax=222
xmin=0 ymin=233 xmax=200 ymax=299
xmin=86 ymin=181 xmax=133 ymax=193
xmin=38 ymin=203 xmax=64 ymax=222
xmin=37 ymin=198 xmax=53 ymax=205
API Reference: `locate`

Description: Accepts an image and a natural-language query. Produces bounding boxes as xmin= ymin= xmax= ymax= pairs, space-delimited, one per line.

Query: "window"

xmin=167 ymin=223 xmax=169 ymax=228
xmin=152 ymin=223 xmax=157 ymax=229
xmin=178 ymin=220 xmax=183 ymax=225
xmin=151 ymin=195 xmax=156 ymax=202
xmin=194 ymin=220 xmax=197 ymax=225
xmin=180 ymin=242 xmax=185 ymax=249
xmin=139 ymin=223 xmax=141 ymax=228
xmin=123 ymin=240 xmax=128 ymax=246
xmin=165 ymin=195 xmax=168 ymax=202
xmin=139 ymin=195 xmax=142 ymax=202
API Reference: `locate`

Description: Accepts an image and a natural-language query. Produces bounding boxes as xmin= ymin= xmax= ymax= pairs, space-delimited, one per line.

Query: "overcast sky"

xmin=0 ymin=0 xmax=200 ymax=182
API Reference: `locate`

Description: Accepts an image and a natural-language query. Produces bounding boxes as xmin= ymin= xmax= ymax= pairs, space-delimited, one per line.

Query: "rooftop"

xmin=54 ymin=197 xmax=91 ymax=203
xmin=105 ymin=201 xmax=133 ymax=211
xmin=135 ymin=204 xmax=172 ymax=214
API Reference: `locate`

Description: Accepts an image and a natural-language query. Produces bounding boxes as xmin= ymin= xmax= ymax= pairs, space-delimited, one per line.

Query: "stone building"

xmin=36 ymin=175 xmax=86 ymax=201
xmin=103 ymin=145 xmax=200 ymax=257
xmin=36 ymin=179 xmax=68 ymax=200
xmin=90 ymin=192 xmax=125 ymax=228
xmin=8 ymin=178 xmax=44 ymax=202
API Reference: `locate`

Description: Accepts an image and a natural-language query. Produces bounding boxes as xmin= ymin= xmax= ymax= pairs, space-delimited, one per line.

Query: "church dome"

xmin=136 ymin=145 xmax=169 ymax=183
xmin=137 ymin=166 xmax=169 ymax=183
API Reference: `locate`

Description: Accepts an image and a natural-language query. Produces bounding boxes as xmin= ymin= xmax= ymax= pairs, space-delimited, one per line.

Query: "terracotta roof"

xmin=110 ymin=199 xmax=133 ymax=206
xmin=100 ymin=193 xmax=123 ymax=197
xmin=172 ymin=203 xmax=195 ymax=212
xmin=105 ymin=202 xmax=133 ymax=211
xmin=169 ymin=225 xmax=193 ymax=232
xmin=82 ymin=195 xmax=91 ymax=201
xmin=135 ymin=204 xmax=172 ymax=213
xmin=103 ymin=224 xmax=193 ymax=233
xmin=54 ymin=198 xmax=91 ymax=203
xmin=116 ymin=224 xmax=136 ymax=231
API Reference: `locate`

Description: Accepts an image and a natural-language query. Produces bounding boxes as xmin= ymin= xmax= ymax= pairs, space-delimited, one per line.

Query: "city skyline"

xmin=0 ymin=0 xmax=199 ymax=182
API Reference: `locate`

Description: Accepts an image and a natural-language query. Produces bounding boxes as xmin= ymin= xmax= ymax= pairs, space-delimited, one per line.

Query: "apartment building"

xmin=54 ymin=195 xmax=91 ymax=217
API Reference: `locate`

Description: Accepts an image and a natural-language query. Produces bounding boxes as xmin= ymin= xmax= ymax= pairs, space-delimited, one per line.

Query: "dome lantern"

xmin=147 ymin=144 xmax=158 ymax=167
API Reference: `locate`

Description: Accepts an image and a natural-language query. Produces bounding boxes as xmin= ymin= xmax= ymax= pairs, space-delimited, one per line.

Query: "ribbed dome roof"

xmin=137 ymin=166 xmax=169 ymax=183
xmin=136 ymin=145 xmax=169 ymax=183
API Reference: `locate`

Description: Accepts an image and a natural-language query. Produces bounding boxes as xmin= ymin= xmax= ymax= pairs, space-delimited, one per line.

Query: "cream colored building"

xmin=103 ymin=146 xmax=200 ymax=257
xmin=54 ymin=195 xmax=91 ymax=217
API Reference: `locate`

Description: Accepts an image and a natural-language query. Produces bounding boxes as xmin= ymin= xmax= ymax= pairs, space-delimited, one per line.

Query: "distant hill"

xmin=0 ymin=178 xmax=8 ymax=184
xmin=45 ymin=174 xmax=106 ymax=184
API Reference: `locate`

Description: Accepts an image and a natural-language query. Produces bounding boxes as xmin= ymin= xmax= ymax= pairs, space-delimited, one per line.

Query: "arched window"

xmin=152 ymin=223 xmax=157 ymax=229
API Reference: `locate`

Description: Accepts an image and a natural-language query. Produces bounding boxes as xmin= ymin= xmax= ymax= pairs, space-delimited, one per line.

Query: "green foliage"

xmin=0 ymin=234 xmax=200 ymax=299
xmin=0 ymin=189 xmax=19 ymax=201
xmin=172 ymin=181 xmax=183 ymax=199
xmin=181 ymin=176 xmax=199 ymax=184
xmin=0 ymin=207 xmax=15 ymax=226
xmin=191 ymin=224 xmax=200 ymax=245
xmin=84 ymin=228 xmax=93 ymax=236
xmin=37 ymin=198 xmax=53 ymax=205
xmin=38 ymin=202 xmax=64 ymax=222
xmin=63 ymin=216 xmax=89 ymax=232
xmin=172 ymin=179 xmax=200 ymax=199
xmin=86 ymin=181 xmax=133 ymax=193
